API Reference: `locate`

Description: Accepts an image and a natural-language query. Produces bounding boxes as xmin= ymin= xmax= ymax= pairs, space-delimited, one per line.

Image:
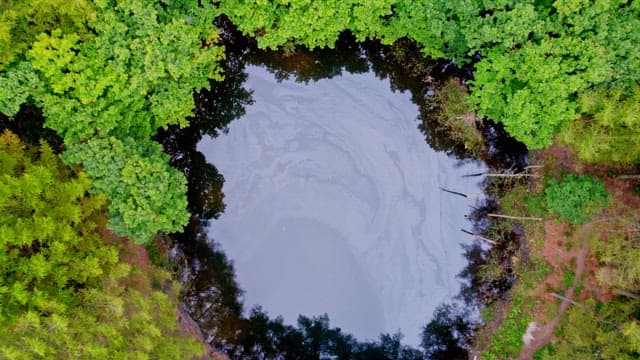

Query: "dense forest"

xmin=1 ymin=0 xmax=639 ymax=359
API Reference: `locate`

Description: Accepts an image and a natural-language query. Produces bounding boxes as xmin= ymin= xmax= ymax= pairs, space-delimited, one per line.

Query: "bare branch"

xmin=614 ymin=289 xmax=640 ymax=300
xmin=549 ymin=293 xmax=585 ymax=308
xmin=488 ymin=213 xmax=543 ymax=221
xmin=461 ymin=229 xmax=498 ymax=245
xmin=617 ymin=175 xmax=640 ymax=180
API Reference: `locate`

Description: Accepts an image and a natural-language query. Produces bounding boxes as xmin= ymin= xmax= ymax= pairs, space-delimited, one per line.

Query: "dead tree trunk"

xmin=549 ymin=293 xmax=585 ymax=308
xmin=617 ymin=175 xmax=640 ymax=180
xmin=488 ymin=213 xmax=543 ymax=221
xmin=461 ymin=229 xmax=498 ymax=245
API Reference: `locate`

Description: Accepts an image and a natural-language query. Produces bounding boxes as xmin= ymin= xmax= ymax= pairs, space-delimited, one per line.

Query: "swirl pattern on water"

xmin=198 ymin=65 xmax=486 ymax=345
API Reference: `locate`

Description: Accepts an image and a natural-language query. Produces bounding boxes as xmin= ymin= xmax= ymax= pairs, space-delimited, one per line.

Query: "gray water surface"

xmin=198 ymin=65 xmax=486 ymax=345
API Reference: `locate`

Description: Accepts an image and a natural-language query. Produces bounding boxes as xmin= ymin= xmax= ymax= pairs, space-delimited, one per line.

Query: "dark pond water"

xmin=154 ymin=28 xmax=528 ymax=357
xmin=197 ymin=64 xmax=485 ymax=345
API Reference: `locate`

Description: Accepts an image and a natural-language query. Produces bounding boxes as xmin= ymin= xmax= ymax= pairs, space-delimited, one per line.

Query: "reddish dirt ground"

xmin=514 ymin=145 xmax=640 ymax=359
xmin=541 ymin=145 xmax=578 ymax=174
xmin=517 ymin=241 xmax=588 ymax=360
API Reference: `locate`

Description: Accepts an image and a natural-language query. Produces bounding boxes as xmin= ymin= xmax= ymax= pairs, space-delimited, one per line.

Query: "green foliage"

xmin=62 ymin=137 xmax=189 ymax=243
xmin=559 ymin=86 xmax=640 ymax=164
xmin=219 ymin=1 xmax=640 ymax=152
xmin=467 ymin=1 xmax=640 ymax=149
xmin=24 ymin=0 xmax=224 ymax=144
xmin=219 ymin=0 xmax=395 ymax=50
xmin=593 ymin=234 xmax=640 ymax=290
xmin=500 ymin=183 xmax=540 ymax=218
xmin=0 ymin=131 xmax=203 ymax=358
xmin=1 ymin=275 xmax=203 ymax=359
xmin=563 ymin=270 xmax=575 ymax=289
xmin=534 ymin=344 xmax=555 ymax=360
xmin=470 ymin=40 xmax=587 ymax=149
xmin=588 ymin=207 xmax=640 ymax=291
xmin=0 ymin=0 xmax=225 ymax=243
xmin=431 ymin=79 xmax=484 ymax=154
xmin=378 ymin=0 xmax=468 ymax=59
xmin=0 ymin=62 xmax=41 ymax=116
xmin=545 ymin=175 xmax=608 ymax=224
xmin=0 ymin=0 xmax=95 ymax=69
xmin=483 ymin=293 xmax=532 ymax=359
xmin=544 ymin=300 xmax=640 ymax=359
xmin=0 ymin=130 xmax=116 ymax=321
xmin=479 ymin=251 xmax=507 ymax=283
xmin=145 ymin=236 xmax=171 ymax=269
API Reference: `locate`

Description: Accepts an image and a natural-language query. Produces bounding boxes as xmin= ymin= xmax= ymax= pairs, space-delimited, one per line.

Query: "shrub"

xmin=544 ymin=175 xmax=608 ymax=224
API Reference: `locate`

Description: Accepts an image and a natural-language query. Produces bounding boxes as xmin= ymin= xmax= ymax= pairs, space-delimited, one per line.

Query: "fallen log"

xmin=461 ymin=229 xmax=498 ymax=245
xmin=488 ymin=213 xmax=543 ymax=221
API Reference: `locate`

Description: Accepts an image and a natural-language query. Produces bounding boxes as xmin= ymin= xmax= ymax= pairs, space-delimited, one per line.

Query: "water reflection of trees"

xmin=158 ymin=23 xmax=431 ymax=357
xmin=247 ymin=34 xmax=370 ymax=83
xmin=251 ymin=32 xmax=491 ymax=160
xmin=160 ymin=19 xmax=528 ymax=358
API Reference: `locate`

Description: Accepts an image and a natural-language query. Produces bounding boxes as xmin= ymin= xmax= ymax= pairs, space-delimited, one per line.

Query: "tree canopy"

xmin=220 ymin=0 xmax=640 ymax=152
xmin=2 ymin=0 xmax=639 ymax=241
xmin=0 ymin=131 xmax=203 ymax=358
xmin=0 ymin=0 xmax=224 ymax=243
xmin=1 ymin=2 xmax=640 ymax=357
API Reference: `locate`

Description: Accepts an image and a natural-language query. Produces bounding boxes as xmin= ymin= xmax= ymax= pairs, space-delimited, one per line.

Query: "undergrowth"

xmin=433 ymin=79 xmax=485 ymax=155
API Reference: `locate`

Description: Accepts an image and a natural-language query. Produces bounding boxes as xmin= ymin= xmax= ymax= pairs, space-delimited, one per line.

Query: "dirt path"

xmin=517 ymin=244 xmax=588 ymax=360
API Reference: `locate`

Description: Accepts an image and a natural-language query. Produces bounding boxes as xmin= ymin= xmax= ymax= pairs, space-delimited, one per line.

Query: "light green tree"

xmin=0 ymin=0 xmax=225 ymax=242
xmin=559 ymin=86 xmax=640 ymax=164
xmin=467 ymin=0 xmax=640 ymax=149
xmin=541 ymin=300 xmax=640 ymax=360
xmin=0 ymin=0 xmax=95 ymax=69
xmin=219 ymin=0 xmax=395 ymax=49
xmin=0 ymin=130 xmax=203 ymax=358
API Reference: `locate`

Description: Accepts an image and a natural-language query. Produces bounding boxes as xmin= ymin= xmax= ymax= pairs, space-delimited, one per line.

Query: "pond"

xmin=197 ymin=63 xmax=485 ymax=345
xmin=155 ymin=31 xmax=528 ymax=357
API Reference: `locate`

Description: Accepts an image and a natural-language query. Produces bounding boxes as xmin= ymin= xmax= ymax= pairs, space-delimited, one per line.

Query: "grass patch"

xmin=479 ymin=180 xmax=553 ymax=359
xmin=500 ymin=183 xmax=547 ymax=219
xmin=481 ymin=256 xmax=552 ymax=359
xmin=482 ymin=291 xmax=533 ymax=359
xmin=533 ymin=343 xmax=556 ymax=360
xmin=563 ymin=270 xmax=575 ymax=289
xmin=481 ymin=303 xmax=498 ymax=324
xmin=523 ymin=257 xmax=552 ymax=287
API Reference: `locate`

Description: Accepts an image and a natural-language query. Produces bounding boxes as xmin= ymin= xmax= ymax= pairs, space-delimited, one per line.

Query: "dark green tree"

xmin=421 ymin=303 xmax=476 ymax=360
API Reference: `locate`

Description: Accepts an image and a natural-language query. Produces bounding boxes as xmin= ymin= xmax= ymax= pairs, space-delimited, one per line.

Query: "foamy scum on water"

xmin=198 ymin=65 xmax=486 ymax=345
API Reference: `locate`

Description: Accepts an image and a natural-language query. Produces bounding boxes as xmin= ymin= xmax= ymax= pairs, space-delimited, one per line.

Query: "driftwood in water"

xmin=488 ymin=213 xmax=543 ymax=221
xmin=439 ymin=187 xmax=468 ymax=198
xmin=463 ymin=172 xmax=486 ymax=177
xmin=461 ymin=229 xmax=498 ymax=245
